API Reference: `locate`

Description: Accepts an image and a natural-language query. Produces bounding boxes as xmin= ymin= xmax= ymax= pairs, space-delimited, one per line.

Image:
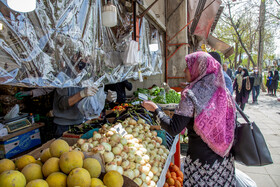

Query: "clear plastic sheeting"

xmin=0 ymin=0 xmax=163 ymax=88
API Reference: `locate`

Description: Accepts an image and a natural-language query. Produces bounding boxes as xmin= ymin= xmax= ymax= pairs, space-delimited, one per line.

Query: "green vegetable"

xmin=149 ymin=86 xmax=160 ymax=96
xmin=165 ymin=89 xmax=181 ymax=103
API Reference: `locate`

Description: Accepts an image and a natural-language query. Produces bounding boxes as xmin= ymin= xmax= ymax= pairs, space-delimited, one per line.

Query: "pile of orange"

xmin=163 ymin=162 xmax=183 ymax=187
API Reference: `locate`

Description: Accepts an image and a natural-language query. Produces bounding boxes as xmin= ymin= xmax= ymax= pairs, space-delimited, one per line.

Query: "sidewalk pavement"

xmin=236 ymin=91 xmax=280 ymax=187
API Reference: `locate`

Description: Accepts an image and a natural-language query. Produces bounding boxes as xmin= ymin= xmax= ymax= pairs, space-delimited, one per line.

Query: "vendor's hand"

xmin=15 ymin=91 xmax=32 ymax=100
xmin=107 ymin=90 xmax=117 ymax=102
xmin=141 ymin=100 xmax=158 ymax=112
xmin=80 ymin=85 xmax=98 ymax=98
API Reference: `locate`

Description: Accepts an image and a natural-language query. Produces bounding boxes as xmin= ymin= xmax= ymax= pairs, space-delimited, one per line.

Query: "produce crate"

xmin=180 ymin=143 xmax=189 ymax=156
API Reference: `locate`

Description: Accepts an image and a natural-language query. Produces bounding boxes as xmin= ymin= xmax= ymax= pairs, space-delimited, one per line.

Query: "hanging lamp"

xmin=7 ymin=0 xmax=36 ymax=13
xmin=102 ymin=0 xmax=117 ymax=27
xmin=149 ymin=38 xmax=158 ymax=52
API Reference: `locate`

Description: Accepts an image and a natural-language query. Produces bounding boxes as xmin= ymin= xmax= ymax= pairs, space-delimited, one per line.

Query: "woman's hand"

xmin=141 ymin=100 xmax=158 ymax=112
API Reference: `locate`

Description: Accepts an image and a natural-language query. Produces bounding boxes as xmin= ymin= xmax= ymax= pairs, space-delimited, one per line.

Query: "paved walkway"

xmin=236 ymin=91 xmax=280 ymax=187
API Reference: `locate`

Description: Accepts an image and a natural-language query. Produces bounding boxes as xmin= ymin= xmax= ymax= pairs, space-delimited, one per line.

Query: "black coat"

xmin=271 ymin=74 xmax=279 ymax=90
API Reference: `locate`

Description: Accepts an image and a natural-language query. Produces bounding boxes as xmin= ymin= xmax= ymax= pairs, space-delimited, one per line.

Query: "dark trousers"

xmin=252 ymin=85 xmax=260 ymax=102
xmin=54 ymin=124 xmax=73 ymax=138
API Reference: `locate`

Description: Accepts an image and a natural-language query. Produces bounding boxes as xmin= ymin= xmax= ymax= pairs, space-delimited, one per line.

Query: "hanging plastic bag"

xmin=235 ymin=168 xmax=257 ymax=187
xmin=4 ymin=104 xmax=19 ymax=120
xmin=78 ymin=85 xmax=106 ymax=119
xmin=122 ymin=40 xmax=139 ymax=66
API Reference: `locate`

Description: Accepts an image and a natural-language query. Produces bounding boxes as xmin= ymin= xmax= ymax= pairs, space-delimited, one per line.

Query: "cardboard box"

xmin=0 ymin=128 xmax=41 ymax=159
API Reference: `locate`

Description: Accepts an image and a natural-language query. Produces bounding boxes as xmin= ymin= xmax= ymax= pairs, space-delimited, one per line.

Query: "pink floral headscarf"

xmin=175 ymin=51 xmax=236 ymax=157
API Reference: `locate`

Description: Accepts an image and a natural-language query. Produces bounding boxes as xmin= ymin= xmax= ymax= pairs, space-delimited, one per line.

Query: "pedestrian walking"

xmin=271 ymin=70 xmax=279 ymax=96
xmin=266 ymin=71 xmax=273 ymax=95
xmin=142 ymin=51 xmax=236 ymax=186
xmin=233 ymin=68 xmax=255 ymax=110
xmin=223 ymin=63 xmax=233 ymax=80
xmin=251 ymin=67 xmax=262 ymax=104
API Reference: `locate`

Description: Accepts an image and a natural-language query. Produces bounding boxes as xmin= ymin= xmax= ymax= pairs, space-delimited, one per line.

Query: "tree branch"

xmin=227 ymin=3 xmax=256 ymax=67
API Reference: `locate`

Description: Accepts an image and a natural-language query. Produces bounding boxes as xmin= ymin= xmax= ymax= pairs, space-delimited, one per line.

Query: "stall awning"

xmin=207 ymin=35 xmax=234 ymax=58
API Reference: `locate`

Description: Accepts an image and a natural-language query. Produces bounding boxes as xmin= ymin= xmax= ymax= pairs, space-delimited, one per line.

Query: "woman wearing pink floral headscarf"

xmin=142 ymin=51 xmax=236 ymax=186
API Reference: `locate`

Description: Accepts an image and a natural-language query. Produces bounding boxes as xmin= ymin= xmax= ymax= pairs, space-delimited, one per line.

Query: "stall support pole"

xmin=174 ymin=138 xmax=181 ymax=168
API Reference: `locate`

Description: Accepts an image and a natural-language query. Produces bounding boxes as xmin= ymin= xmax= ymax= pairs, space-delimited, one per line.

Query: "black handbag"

xmin=233 ymin=103 xmax=273 ymax=166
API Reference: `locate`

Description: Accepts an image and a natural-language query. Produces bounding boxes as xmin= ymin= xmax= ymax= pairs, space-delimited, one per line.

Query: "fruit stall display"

xmin=72 ymin=116 xmax=179 ymax=187
xmin=0 ymin=110 xmax=180 ymax=187
xmin=0 ymin=139 xmax=124 ymax=187
xmin=163 ymin=163 xmax=183 ymax=187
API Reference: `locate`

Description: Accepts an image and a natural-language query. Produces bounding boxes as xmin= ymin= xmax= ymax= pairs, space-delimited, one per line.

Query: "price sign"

xmin=113 ymin=124 xmax=127 ymax=137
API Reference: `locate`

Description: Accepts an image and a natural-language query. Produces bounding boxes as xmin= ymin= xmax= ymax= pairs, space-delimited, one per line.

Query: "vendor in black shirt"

xmin=104 ymin=80 xmax=132 ymax=104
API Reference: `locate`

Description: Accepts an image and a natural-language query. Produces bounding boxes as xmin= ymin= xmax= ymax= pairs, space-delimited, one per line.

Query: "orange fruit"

xmin=166 ymin=178 xmax=175 ymax=186
xmin=171 ymin=172 xmax=177 ymax=179
xmin=163 ymin=183 xmax=169 ymax=187
xmin=174 ymin=180 xmax=181 ymax=187
xmin=176 ymin=170 xmax=183 ymax=178
xmin=166 ymin=171 xmax=171 ymax=178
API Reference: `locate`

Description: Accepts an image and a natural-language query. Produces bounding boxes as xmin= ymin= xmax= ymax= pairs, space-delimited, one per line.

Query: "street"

xmin=236 ymin=91 xmax=280 ymax=187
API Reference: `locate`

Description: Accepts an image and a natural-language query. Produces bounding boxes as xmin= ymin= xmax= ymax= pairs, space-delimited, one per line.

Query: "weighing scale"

xmin=0 ymin=113 xmax=32 ymax=133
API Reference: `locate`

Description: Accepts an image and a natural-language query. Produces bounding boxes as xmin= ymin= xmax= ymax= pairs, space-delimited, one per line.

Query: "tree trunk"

xmin=258 ymin=0 xmax=266 ymax=74
xmin=234 ymin=42 xmax=238 ymax=69
xmin=228 ymin=4 xmax=256 ymax=67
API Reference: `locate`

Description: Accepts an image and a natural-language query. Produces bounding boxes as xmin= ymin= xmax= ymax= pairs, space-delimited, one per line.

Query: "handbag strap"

xmin=235 ymin=101 xmax=250 ymax=123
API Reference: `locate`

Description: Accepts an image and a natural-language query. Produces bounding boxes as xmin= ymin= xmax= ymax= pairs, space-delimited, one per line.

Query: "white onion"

xmin=148 ymin=171 xmax=154 ymax=179
xmin=81 ymin=143 xmax=89 ymax=152
xmin=151 ymin=131 xmax=157 ymax=136
xmin=147 ymin=144 xmax=155 ymax=150
xmin=165 ymin=149 xmax=169 ymax=154
xmin=145 ymin=176 xmax=152 ymax=185
xmin=132 ymin=131 xmax=139 ymax=137
xmin=92 ymin=133 xmax=102 ymax=140
xmin=137 ymin=118 xmax=145 ymax=124
xmin=143 ymin=155 xmax=150 ymax=163
xmin=150 ymin=180 xmax=156 ymax=187
xmin=120 ymin=138 xmax=128 ymax=145
xmin=105 ymin=162 xmax=117 ymax=172
xmin=116 ymin=166 xmax=124 ymax=175
xmin=140 ymin=158 xmax=146 ymax=165
xmin=138 ymin=124 xmax=144 ymax=130
xmin=88 ymin=138 xmax=93 ymax=143
xmin=144 ymin=126 xmax=150 ymax=132
xmin=152 ymin=175 xmax=159 ymax=182
xmin=124 ymin=134 xmax=133 ymax=140
xmin=130 ymin=162 xmax=136 ymax=170
xmin=138 ymin=134 xmax=145 ymax=141
xmin=151 ymin=166 xmax=159 ymax=174
xmin=74 ymin=147 xmax=81 ymax=151
xmin=128 ymin=153 xmax=135 ymax=162
xmin=147 ymin=132 xmax=152 ymax=137
xmin=123 ymin=145 xmax=129 ymax=153
xmin=112 ymin=146 xmax=122 ymax=155
xmin=125 ymin=127 xmax=133 ymax=134
xmin=121 ymin=152 xmax=128 ymax=160
xmin=150 ymin=150 xmax=157 ymax=157
xmin=116 ymin=143 xmax=123 ymax=150
xmin=135 ymin=155 xmax=142 ymax=163
xmin=156 ymin=142 xmax=160 ymax=147
xmin=106 ymin=131 xmax=114 ymax=137
xmin=77 ymin=139 xmax=86 ymax=145
xmin=133 ymin=178 xmax=143 ymax=186
xmin=101 ymin=142 xmax=111 ymax=152
xmin=158 ymin=148 xmax=164 ymax=155
xmin=133 ymin=127 xmax=140 ymax=133
xmin=162 ymin=153 xmax=168 ymax=158
xmin=140 ymin=165 xmax=150 ymax=175
xmin=129 ymin=147 xmax=137 ymax=154
xmin=111 ymin=133 xmax=121 ymax=143
xmin=153 ymin=161 xmax=159 ymax=167
xmin=133 ymin=169 xmax=140 ymax=177
xmin=92 ymin=141 xmax=99 ymax=147
xmin=136 ymin=150 xmax=143 ymax=156
xmin=104 ymin=151 xmax=114 ymax=163
xmin=121 ymin=160 xmax=130 ymax=170
xmin=140 ymin=182 xmax=148 ymax=187
xmin=114 ymin=155 xmax=122 ymax=166
xmin=129 ymin=119 xmax=137 ymax=126
xmin=124 ymin=169 xmax=134 ymax=179
xmin=135 ymin=163 xmax=141 ymax=170
xmin=122 ymin=121 xmax=128 ymax=127
xmin=140 ymin=173 xmax=146 ymax=182
xmin=145 ymin=163 xmax=152 ymax=170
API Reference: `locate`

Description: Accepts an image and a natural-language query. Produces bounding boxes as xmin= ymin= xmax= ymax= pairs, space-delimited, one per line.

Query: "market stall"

xmin=0 ymin=0 xmax=186 ymax=186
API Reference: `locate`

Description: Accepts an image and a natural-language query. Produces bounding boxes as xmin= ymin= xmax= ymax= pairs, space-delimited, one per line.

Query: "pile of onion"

xmin=72 ymin=117 xmax=170 ymax=187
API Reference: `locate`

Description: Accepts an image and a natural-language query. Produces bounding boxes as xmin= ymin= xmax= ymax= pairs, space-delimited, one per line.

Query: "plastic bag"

xmin=78 ymin=85 xmax=106 ymax=119
xmin=4 ymin=104 xmax=19 ymax=120
xmin=122 ymin=40 xmax=139 ymax=66
xmin=236 ymin=168 xmax=257 ymax=187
